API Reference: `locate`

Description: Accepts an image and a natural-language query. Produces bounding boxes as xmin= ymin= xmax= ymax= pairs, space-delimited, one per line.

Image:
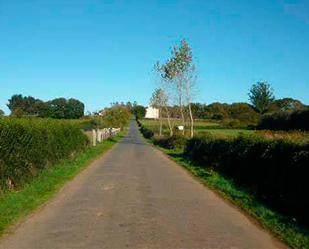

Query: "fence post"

xmin=98 ymin=130 xmax=102 ymax=143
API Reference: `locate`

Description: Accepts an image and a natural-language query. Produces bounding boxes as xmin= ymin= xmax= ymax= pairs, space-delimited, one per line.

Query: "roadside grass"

xmin=0 ymin=130 xmax=127 ymax=237
xmin=149 ymin=142 xmax=309 ymax=249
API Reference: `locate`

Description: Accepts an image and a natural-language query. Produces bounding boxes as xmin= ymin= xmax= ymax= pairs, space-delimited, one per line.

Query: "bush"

xmin=153 ymin=134 xmax=187 ymax=150
xmin=258 ymin=109 xmax=309 ymax=131
xmin=140 ymin=126 xmax=154 ymax=139
xmin=222 ymin=119 xmax=243 ymax=128
xmin=0 ymin=118 xmax=89 ymax=190
xmin=185 ymin=134 xmax=309 ymax=225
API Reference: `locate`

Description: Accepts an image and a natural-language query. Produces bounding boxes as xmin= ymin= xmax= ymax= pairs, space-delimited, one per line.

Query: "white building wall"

xmin=145 ymin=106 xmax=159 ymax=119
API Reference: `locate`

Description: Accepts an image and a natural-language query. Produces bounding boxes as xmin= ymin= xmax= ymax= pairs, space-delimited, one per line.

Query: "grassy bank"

xmin=0 ymin=130 xmax=126 ymax=237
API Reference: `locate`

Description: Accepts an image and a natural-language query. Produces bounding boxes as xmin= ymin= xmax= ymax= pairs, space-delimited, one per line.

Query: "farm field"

xmin=140 ymin=118 xmax=254 ymax=137
xmin=196 ymin=128 xmax=254 ymax=136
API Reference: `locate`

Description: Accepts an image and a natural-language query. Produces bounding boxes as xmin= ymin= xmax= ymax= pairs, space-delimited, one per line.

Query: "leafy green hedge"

xmin=185 ymin=134 xmax=309 ymax=226
xmin=0 ymin=118 xmax=89 ymax=190
xmin=136 ymin=119 xmax=155 ymax=139
xmin=140 ymin=126 xmax=154 ymax=139
xmin=153 ymin=134 xmax=187 ymax=150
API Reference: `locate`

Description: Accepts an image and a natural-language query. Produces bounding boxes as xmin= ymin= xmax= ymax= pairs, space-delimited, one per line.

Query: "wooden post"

xmin=98 ymin=130 xmax=102 ymax=143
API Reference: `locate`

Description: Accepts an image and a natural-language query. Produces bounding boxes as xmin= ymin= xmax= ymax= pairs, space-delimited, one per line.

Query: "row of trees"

xmin=5 ymin=94 xmax=85 ymax=119
xmin=191 ymin=97 xmax=306 ymax=120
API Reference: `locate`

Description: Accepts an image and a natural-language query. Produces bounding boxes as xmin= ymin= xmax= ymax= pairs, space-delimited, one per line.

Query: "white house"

xmin=145 ymin=106 xmax=159 ymax=119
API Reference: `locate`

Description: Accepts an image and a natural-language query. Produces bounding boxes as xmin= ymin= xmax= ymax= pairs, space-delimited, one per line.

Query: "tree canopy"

xmin=7 ymin=94 xmax=85 ymax=119
xmin=248 ymin=81 xmax=275 ymax=114
xmin=132 ymin=105 xmax=146 ymax=119
xmin=102 ymin=105 xmax=131 ymax=128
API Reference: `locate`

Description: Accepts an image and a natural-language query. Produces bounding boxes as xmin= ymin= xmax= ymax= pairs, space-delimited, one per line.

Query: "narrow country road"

xmin=0 ymin=121 xmax=286 ymax=249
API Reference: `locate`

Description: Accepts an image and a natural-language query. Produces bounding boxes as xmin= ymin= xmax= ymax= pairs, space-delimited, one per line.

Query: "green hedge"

xmin=185 ymin=134 xmax=309 ymax=226
xmin=153 ymin=134 xmax=187 ymax=150
xmin=136 ymin=119 xmax=155 ymax=139
xmin=0 ymin=118 xmax=89 ymax=190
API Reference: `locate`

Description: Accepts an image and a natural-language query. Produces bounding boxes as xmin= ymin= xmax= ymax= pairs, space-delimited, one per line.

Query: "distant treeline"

xmin=6 ymin=94 xmax=85 ymax=119
xmin=191 ymin=98 xmax=307 ymax=119
xmin=162 ymin=98 xmax=308 ymax=129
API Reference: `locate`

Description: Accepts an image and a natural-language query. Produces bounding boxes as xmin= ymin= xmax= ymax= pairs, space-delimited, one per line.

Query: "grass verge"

xmin=0 ymin=130 xmax=127 ymax=237
xmin=149 ymin=141 xmax=309 ymax=249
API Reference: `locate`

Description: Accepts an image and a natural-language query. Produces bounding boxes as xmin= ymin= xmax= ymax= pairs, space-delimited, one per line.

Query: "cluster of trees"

xmin=101 ymin=104 xmax=132 ymax=128
xmin=124 ymin=101 xmax=146 ymax=119
xmin=248 ymin=82 xmax=307 ymax=114
xmin=151 ymin=39 xmax=196 ymax=137
xmin=191 ymin=102 xmax=260 ymax=127
xmin=90 ymin=103 xmax=132 ymax=129
xmin=191 ymin=97 xmax=306 ymax=126
xmin=101 ymin=101 xmax=146 ymax=120
xmin=6 ymin=94 xmax=85 ymax=119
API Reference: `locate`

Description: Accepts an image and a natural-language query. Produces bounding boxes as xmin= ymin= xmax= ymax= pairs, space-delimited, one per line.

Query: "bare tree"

xmin=150 ymin=88 xmax=173 ymax=137
xmin=184 ymin=65 xmax=196 ymax=138
xmin=150 ymin=88 xmax=163 ymax=136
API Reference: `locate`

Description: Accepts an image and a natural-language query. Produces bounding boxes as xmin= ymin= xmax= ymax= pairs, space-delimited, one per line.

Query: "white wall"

xmin=145 ymin=107 xmax=159 ymax=119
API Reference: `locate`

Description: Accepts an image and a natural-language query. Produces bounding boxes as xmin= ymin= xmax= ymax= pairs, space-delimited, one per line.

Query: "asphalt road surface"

xmin=0 ymin=121 xmax=287 ymax=249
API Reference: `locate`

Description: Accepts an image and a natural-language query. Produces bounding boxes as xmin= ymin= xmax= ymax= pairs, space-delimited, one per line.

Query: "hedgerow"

xmin=185 ymin=134 xmax=309 ymax=226
xmin=0 ymin=118 xmax=89 ymax=191
xmin=153 ymin=134 xmax=187 ymax=150
xmin=258 ymin=109 xmax=309 ymax=131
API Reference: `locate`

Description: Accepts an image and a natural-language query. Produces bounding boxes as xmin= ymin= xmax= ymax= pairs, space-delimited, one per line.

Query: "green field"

xmin=197 ymin=129 xmax=254 ymax=136
xmin=140 ymin=118 xmax=254 ymax=137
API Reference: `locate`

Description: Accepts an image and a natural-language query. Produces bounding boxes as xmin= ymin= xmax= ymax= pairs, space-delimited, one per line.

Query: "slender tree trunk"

xmin=179 ymin=95 xmax=185 ymax=136
xmin=164 ymin=106 xmax=173 ymax=136
xmin=180 ymin=105 xmax=185 ymax=135
xmin=188 ymin=102 xmax=194 ymax=138
xmin=159 ymin=107 xmax=162 ymax=137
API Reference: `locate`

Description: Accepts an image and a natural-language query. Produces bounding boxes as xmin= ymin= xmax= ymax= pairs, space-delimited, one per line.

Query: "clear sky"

xmin=1 ymin=0 xmax=308 ymax=114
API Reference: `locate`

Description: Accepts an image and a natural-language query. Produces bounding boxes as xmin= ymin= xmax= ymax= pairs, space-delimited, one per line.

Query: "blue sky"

xmin=0 ymin=0 xmax=308 ymax=114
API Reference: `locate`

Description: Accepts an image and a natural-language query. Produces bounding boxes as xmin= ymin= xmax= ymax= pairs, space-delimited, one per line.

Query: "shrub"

xmin=153 ymin=134 xmax=187 ymax=150
xmin=185 ymin=134 xmax=309 ymax=225
xmin=140 ymin=126 xmax=154 ymax=139
xmin=0 ymin=118 xmax=89 ymax=190
xmin=222 ymin=119 xmax=243 ymax=128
